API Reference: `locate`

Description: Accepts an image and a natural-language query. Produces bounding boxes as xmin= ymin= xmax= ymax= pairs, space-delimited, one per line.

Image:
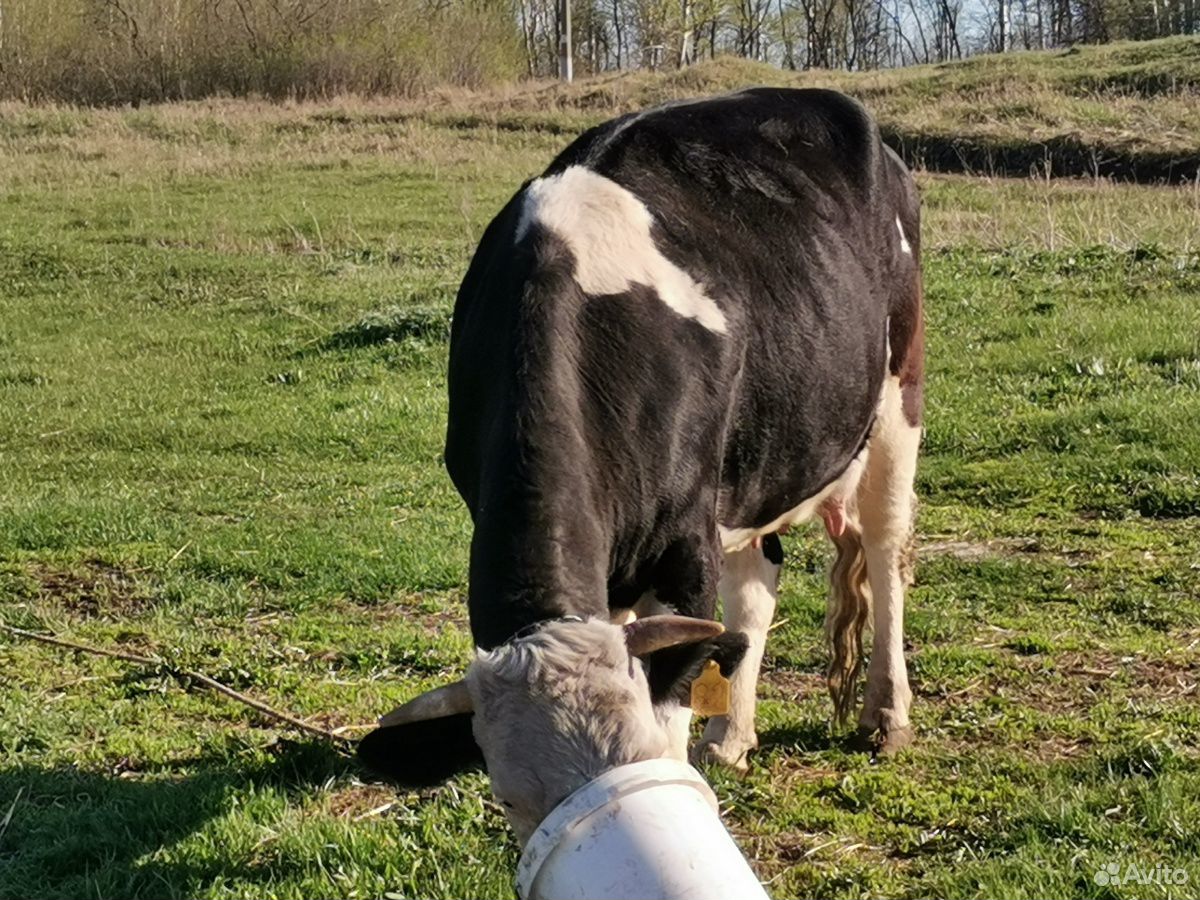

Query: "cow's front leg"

xmin=693 ymin=536 xmax=781 ymax=772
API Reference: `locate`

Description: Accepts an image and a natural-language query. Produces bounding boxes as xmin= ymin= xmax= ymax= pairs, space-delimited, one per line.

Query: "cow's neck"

xmin=465 ymin=435 xmax=611 ymax=650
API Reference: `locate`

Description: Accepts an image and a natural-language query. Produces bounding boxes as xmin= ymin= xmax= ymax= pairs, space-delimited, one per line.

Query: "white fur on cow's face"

xmin=465 ymin=618 xmax=671 ymax=845
xmin=515 ymin=165 xmax=729 ymax=333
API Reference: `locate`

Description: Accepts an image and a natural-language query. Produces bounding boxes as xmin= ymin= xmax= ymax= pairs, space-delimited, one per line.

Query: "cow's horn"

xmin=378 ymin=681 xmax=473 ymax=727
xmin=610 ymin=608 xmax=638 ymax=625
xmin=625 ymin=615 xmax=725 ymax=657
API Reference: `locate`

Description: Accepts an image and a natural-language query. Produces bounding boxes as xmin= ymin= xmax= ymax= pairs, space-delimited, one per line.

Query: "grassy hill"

xmin=3 ymin=36 xmax=1197 ymax=181
xmin=416 ymin=36 xmax=1200 ymax=182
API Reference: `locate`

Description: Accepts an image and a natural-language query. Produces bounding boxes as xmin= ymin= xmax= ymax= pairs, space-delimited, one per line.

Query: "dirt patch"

xmin=916 ymin=648 xmax=1198 ymax=724
xmin=1057 ymin=651 xmax=1199 ymax=699
xmin=930 ymin=728 xmax=1098 ymax=762
xmin=920 ymin=537 xmax=1096 ymax=564
xmin=325 ymin=782 xmax=399 ymax=819
xmin=29 ymin=560 xmax=149 ymax=619
xmin=921 ymin=538 xmax=1037 ymax=561
xmin=1002 ymin=650 xmax=1200 ymax=709
xmin=1021 ymin=734 xmax=1095 ymax=760
xmin=761 ymin=750 xmax=842 ymax=784
xmin=761 ymin=667 xmax=825 ymax=702
xmin=735 ymin=828 xmax=895 ymax=881
xmin=302 ymin=710 xmax=377 ymax=737
xmin=339 ymin=592 xmax=469 ymax=638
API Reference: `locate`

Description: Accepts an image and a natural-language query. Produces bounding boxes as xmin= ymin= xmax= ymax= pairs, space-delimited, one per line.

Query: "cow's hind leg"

xmin=693 ymin=536 xmax=781 ymax=772
xmin=855 ymin=374 xmax=920 ymax=754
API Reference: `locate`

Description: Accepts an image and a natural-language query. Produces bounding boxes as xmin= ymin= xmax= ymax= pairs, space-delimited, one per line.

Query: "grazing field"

xmin=2 ymin=96 xmax=1200 ymax=900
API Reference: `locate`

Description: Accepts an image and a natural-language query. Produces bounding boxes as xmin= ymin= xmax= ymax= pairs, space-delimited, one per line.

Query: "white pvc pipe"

xmin=517 ymin=758 xmax=770 ymax=900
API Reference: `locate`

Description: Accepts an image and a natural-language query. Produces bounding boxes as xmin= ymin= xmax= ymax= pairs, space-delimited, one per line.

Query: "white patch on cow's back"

xmin=896 ymin=216 xmax=912 ymax=255
xmin=515 ymin=166 xmax=728 ymax=334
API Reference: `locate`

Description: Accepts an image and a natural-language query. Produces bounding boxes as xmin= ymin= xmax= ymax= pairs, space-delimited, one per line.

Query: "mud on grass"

xmin=2 ymin=105 xmax=1200 ymax=899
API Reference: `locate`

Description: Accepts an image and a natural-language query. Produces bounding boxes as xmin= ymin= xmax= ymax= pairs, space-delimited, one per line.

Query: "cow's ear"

xmin=643 ymin=631 xmax=750 ymax=706
xmin=357 ymin=713 xmax=484 ymax=787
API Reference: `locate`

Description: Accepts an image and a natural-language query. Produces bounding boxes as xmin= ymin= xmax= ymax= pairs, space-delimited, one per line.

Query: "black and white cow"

xmin=360 ymin=87 xmax=924 ymax=844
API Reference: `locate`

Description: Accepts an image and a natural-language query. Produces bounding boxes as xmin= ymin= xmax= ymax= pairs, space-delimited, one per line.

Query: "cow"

xmin=359 ymin=86 xmax=924 ymax=845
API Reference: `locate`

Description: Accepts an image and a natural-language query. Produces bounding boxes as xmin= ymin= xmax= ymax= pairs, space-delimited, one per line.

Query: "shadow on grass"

xmin=881 ymin=127 xmax=1200 ymax=184
xmin=757 ymin=719 xmax=837 ymax=755
xmin=314 ymin=305 xmax=452 ymax=353
xmin=0 ymin=739 xmax=352 ymax=900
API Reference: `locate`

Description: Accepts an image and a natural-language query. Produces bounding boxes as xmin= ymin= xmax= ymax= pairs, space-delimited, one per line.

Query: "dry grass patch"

xmin=27 ymin=560 xmax=149 ymax=620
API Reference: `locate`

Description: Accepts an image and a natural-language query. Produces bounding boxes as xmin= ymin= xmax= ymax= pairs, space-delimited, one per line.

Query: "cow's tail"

xmin=825 ymin=504 xmax=872 ymax=726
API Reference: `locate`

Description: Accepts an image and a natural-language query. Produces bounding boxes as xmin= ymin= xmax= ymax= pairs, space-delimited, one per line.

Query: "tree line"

xmin=0 ymin=0 xmax=1195 ymax=103
xmin=545 ymin=0 xmax=1199 ymax=74
xmin=0 ymin=0 xmax=523 ymax=103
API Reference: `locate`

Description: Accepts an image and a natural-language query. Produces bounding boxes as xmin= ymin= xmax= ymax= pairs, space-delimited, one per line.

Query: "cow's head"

xmin=358 ymin=615 xmax=747 ymax=844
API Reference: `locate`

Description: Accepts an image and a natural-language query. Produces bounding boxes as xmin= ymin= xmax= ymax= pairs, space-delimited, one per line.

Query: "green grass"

xmin=2 ymin=100 xmax=1200 ymax=900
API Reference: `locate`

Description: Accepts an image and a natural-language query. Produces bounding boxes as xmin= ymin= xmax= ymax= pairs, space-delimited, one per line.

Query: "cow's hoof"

xmin=853 ymin=723 xmax=915 ymax=757
xmin=691 ymin=739 xmax=753 ymax=774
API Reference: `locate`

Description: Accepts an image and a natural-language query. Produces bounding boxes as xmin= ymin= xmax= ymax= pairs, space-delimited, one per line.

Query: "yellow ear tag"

xmin=690 ymin=660 xmax=731 ymax=718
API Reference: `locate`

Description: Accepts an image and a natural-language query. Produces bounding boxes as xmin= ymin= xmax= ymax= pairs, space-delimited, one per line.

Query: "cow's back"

xmin=547 ymin=88 xmax=917 ymax=529
xmin=447 ymin=88 xmax=920 ymax=642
